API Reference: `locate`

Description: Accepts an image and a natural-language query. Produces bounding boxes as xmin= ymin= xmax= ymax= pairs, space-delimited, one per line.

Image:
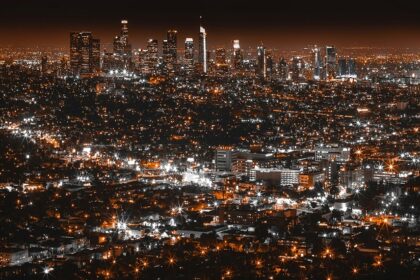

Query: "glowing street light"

xmin=43 ymin=267 xmax=53 ymax=275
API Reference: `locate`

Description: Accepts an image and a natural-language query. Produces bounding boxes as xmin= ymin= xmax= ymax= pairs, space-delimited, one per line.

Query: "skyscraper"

xmin=199 ymin=24 xmax=207 ymax=73
xmin=215 ymin=48 xmax=227 ymax=65
xmin=257 ymin=44 xmax=266 ymax=78
xmin=91 ymin=38 xmax=101 ymax=73
xmin=121 ymin=20 xmax=129 ymax=45
xmin=313 ymin=46 xmax=323 ymax=80
xmin=337 ymin=58 xmax=357 ymax=78
xmin=291 ymin=57 xmax=304 ymax=82
xmin=113 ymin=20 xmax=132 ymax=71
xmin=338 ymin=58 xmax=348 ymax=77
xmin=232 ymin=40 xmax=242 ymax=70
xmin=266 ymin=51 xmax=274 ymax=79
xmin=146 ymin=39 xmax=159 ymax=71
xmin=70 ymin=32 xmax=81 ymax=75
xmin=184 ymin=38 xmax=194 ymax=69
xmin=138 ymin=49 xmax=149 ymax=73
xmin=167 ymin=30 xmax=178 ymax=65
xmin=70 ymin=31 xmax=100 ymax=77
xmin=278 ymin=57 xmax=288 ymax=81
xmin=79 ymin=32 xmax=94 ymax=75
xmin=348 ymin=59 xmax=357 ymax=77
xmin=325 ymin=45 xmax=337 ymax=79
xmin=163 ymin=39 xmax=169 ymax=64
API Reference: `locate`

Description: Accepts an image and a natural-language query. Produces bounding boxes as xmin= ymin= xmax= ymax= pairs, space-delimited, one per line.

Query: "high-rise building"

xmin=215 ymin=147 xmax=238 ymax=172
xmin=167 ymin=30 xmax=178 ymax=65
xmin=70 ymin=32 xmax=81 ymax=75
xmin=162 ymin=39 xmax=169 ymax=63
xmin=337 ymin=58 xmax=357 ymax=78
xmin=325 ymin=45 xmax=337 ymax=79
xmin=137 ymin=49 xmax=149 ymax=73
xmin=215 ymin=48 xmax=227 ymax=65
xmin=121 ymin=20 xmax=129 ymax=44
xmin=102 ymin=51 xmax=114 ymax=73
xmin=184 ymin=38 xmax=194 ymax=69
xmin=338 ymin=58 xmax=348 ymax=77
xmin=290 ymin=57 xmax=304 ymax=82
xmin=348 ymin=58 xmax=357 ymax=77
xmin=199 ymin=24 xmax=207 ymax=73
xmin=91 ymin=38 xmax=101 ymax=73
xmin=266 ymin=51 xmax=274 ymax=79
xmin=59 ymin=56 xmax=70 ymax=76
xmin=146 ymin=39 xmax=159 ymax=70
xmin=257 ymin=44 xmax=266 ymax=78
xmin=232 ymin=40 xmax=242 ymax=70
xmin=278 ymin=57 xmax=288 ymax=81
xmin=70 ymin=31 xmax=100 ymax=77
xmin=313 ymin=46 xmax=323 ymax=80
xmin=113 ymin=20 xmax=132 ymax=71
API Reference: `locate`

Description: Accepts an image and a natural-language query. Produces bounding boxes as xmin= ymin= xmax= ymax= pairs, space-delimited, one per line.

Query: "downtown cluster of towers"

xmin=69 ymin=20 xmax=357 ymax=80
xmin=69 ymin=20 xmax=208 ymax=77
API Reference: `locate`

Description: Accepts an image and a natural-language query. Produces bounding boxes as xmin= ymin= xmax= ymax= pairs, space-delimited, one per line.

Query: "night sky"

xmin=1 ymin=0 xmax=419 ymax=48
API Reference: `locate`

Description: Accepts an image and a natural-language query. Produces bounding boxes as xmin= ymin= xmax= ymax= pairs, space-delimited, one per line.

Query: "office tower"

xmin=325 ymin=45 xmax=337 ymax=79
xmin=102 ymin=52 xmax=114 ymax=73
xmin=232 ymin=40 xmax=242 ymax=70
xmin=91 ymin=38 xmax=101 ymax=73
xmin=348 ymin=58 xmax=356 ymax=77
xmin=146 ymin=39 xmax=159 ymax=70
xmin=215 ymin=148 xmax=238 ymax=172
xmin=184 ymin=38 xmax=194 ymax=69
xmin=266 ymin=51 xmax=274 ymax=79
xmin=338 ymin=58 xmax=348 ymax=77
xmin=70 ymin=32 xmax=100 ymax=77
xmin=113 ymin=20 xmax=132 ymax=71
xmin=79 ymin=32 xmax=93 ymax=75
xmin=337 ymin=58 xmax=357 ymax=78
xmin=113 ymin=35 xmax=123 ymax=58
xmin=162 ymin=39 xmax=169 ymax=64
xmin=167 ymin=30 xmax=178 ymax=64
xmin=313 ymin=45 xmax=323 ymax=80
xmin=70 ymin=32 xmax=81 ymax=75
xmin=121 ymin=20 xmax=128 ymax=44
xmin=278 ymin=57 xmax=288 ymax=81
xmin=215 ymin=48 xmax=227 ymax=65
xmin=59 ymin=56 xmax=69 ymax=76
xmin=257 ymin=44 xmax=266 ymax=78
xmin=138 ymin=49 xmax=149 ymax=73
xmin=290 ymin=57 xmax=304 ymax=82
xmin=199 ymin=24 xmax=207 ymax=73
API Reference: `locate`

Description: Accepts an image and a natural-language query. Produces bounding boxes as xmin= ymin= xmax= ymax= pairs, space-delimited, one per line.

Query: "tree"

xmin=330 ymin=237 xmax=346 ymax=256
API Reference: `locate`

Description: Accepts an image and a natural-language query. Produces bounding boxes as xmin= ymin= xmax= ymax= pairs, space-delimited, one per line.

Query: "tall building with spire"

xmin=198 ymin=18 xmax=207 ymax=73
xmin=113 ymin=20 xmax=132 ymax=71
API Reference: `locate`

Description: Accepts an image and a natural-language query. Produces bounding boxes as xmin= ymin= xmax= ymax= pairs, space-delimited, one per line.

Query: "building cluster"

xmin=67 ymin=20 xmax=362 ymax=83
